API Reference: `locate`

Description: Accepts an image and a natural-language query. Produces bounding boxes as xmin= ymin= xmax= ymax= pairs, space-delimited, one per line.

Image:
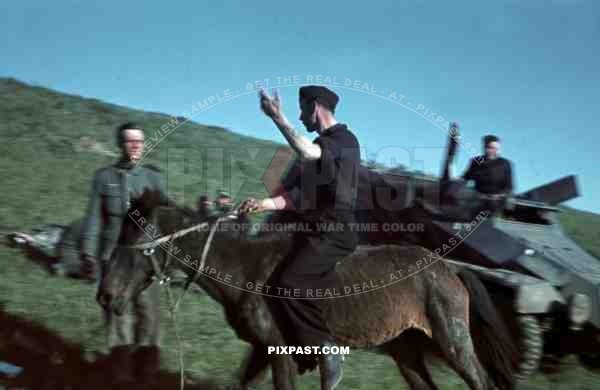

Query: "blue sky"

xmin=2 ymin=0 xmax=599 ymax=212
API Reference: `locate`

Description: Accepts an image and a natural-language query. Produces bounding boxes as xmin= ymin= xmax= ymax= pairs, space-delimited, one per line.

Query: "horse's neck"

xmin=170 ymin=232 xmax=289 ymax=305
xmin=156 ymin=207 xmax=291 ymax=304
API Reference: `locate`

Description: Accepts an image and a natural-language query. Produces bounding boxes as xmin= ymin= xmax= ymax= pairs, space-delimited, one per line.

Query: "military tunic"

xmin=462 ymin=155 xmax=514 ymax=216
xmin=81 ymin=159 xmax=170 ymax=348
xmin=462 ymin=156 xmax=513 ymax=195
xmin=81 ymin=161 xmax=169 ymax=261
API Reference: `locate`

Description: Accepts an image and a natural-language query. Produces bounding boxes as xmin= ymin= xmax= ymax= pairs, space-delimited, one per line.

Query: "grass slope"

xmin=1 ymin=77 xmax=600 ymax=389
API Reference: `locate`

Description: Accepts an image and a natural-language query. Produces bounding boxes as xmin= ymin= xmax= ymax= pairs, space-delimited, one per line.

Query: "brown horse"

xmin=97 ymin=190 xmax=518 ymax=390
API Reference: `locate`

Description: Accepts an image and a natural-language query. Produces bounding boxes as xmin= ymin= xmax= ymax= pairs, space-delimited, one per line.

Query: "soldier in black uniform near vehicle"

xmin=240 ymin=85 xmax=360 ymax=390
xmin=462 ymin=134 xmax=514 ymax=215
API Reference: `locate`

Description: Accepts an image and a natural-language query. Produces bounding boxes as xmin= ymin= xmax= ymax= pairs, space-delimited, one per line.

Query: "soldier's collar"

xmin=114 ymin=158 xmax=142 ymax=174
xmin=319 ymin=123 xmax=346 ymax=136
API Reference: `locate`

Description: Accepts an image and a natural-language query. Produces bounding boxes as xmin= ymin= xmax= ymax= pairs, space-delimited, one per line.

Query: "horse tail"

xmin=457 ymin=268 xmax=519 ymax=390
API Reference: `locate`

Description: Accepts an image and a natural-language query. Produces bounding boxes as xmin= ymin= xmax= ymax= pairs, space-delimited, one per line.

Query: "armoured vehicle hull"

xmin=356 ymin=157 xmax=600 ymax=378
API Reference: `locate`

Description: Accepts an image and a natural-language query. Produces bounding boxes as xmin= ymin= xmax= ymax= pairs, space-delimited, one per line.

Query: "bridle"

xmin=127 ymin=208 xmax=241 ymax=299
xmin=110 ymin=205 xmax=243 ymax=390
xmin=137 ymin=208 xmax=239 ymax=389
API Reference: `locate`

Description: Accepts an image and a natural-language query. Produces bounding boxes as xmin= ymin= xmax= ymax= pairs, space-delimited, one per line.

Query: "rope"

xmin=129 ymin=211 xmax=239 ymax=250
xmin=173 ymin=213 xmax=225 ymax=311
xmin=143 ymin=205 xmax=244 ymax=390
xmin=164 ymin=282 xmax=186 ymax=390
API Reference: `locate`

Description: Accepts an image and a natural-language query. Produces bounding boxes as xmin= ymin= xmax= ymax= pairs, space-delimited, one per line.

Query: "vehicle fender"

xmin=446 ymin=259 xmax=565 ymax=314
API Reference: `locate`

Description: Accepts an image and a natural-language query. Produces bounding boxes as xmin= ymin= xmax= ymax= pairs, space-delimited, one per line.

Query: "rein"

xmin=129 ymin=215 xmax=234 ymax=250
xmin=131 ymin=209 xmax=240 ymax=292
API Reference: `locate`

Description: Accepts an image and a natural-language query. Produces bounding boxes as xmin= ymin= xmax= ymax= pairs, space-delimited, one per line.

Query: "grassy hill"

xmin=2 ymin=77 xmax=600 ymax=389
xmin=0 ymin=77 xmax=298 ymax=232
xmin=557 ymin=207 xmax=600 ymax=259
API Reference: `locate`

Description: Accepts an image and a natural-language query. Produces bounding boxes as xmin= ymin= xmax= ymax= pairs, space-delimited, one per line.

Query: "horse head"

xmin=97 ymin=188 xmax=174 ymax=315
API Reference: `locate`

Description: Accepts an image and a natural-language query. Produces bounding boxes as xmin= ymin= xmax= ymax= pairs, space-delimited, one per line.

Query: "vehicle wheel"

xmin=579 ymin=353 xmax=600 ymax=373
xmin=516 ymin=315 xmax=544 ymax=380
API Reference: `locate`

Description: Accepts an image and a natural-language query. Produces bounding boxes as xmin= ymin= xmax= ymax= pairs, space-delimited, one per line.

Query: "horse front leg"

xmin=236 ymin=295 xmax=297 ymax=390
xmin=238 ymin=345 xmax=270 ymax=389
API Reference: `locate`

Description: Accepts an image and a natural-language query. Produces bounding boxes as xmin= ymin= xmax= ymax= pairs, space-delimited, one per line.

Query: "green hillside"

xmin=0 ymin=77 xmax=293 ymax=232
xmin=2 ymin=77 xmax=600 ymax=389
xmin=558 ymin=207 xmax=600 ymax=259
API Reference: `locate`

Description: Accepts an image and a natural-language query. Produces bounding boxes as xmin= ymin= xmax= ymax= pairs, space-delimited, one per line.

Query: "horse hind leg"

xmin=387 ymin=331 xmax=439 ymax=390
xmin=428 ymin=293 xmax=491 ymax=390
xmin=270 ymin=353 xmax=297 ymax=390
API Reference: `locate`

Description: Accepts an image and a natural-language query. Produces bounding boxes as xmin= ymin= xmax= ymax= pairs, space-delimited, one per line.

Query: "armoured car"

xmin=360 ymin=131 xmax=600 ymax=379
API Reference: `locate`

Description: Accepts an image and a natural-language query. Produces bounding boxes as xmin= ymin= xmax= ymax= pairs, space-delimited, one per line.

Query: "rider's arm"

xmin=271 ymin=113 xmax=322 ymax=161
xmin=259 ymin=195 xmax=295 ymax=211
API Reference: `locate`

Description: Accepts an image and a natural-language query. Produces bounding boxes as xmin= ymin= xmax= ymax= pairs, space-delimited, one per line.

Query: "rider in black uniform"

xmin=240 ymin=85 xmax=360 ymax=390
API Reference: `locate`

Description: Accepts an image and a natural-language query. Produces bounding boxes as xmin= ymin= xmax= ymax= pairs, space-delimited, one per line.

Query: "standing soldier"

xmin=80 ymin=122 xmax=171 ymax=386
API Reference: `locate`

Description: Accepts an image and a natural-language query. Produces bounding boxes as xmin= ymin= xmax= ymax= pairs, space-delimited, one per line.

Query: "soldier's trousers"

xmin=268 ymin=234 xmax=353 ymax=347
xmin=105 ymin=281 xmax=161 ymax=348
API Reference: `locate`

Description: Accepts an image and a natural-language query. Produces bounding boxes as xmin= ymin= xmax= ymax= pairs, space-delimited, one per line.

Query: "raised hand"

xmin=259 ymin=88 xmax=282 ymax=119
